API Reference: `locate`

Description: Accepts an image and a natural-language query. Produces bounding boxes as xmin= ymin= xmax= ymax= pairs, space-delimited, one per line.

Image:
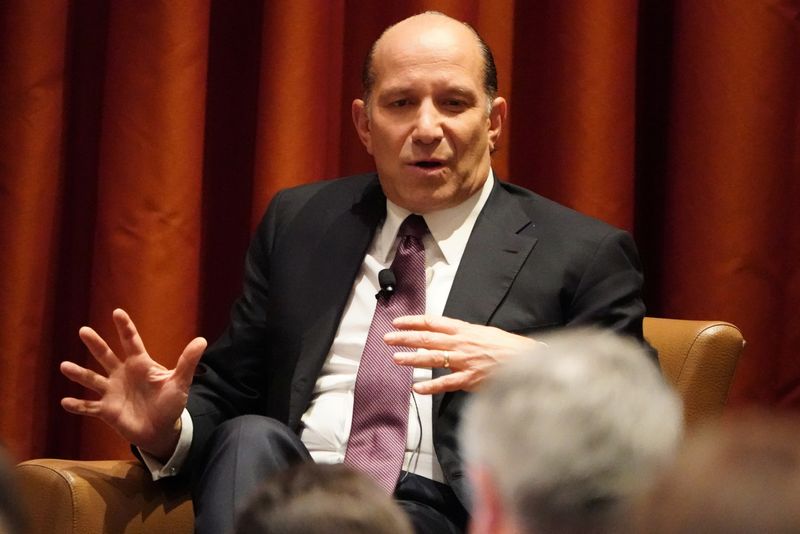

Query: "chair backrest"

xmin=643 ymin=317 xmax=745 ymax=426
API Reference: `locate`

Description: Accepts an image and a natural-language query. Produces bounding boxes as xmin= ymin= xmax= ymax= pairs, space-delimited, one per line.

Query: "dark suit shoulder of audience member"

xmin=234 ymin=463 xmax=413 ymax=534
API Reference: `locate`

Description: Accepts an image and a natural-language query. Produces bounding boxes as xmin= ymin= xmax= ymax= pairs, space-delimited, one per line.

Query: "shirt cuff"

xmin=138 ymin=409 xmax=193 ymax=481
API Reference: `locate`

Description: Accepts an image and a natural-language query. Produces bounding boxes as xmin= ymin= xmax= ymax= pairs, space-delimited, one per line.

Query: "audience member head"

xmin=628 ymin=410 xmax=800 ymax=533
xmin=234 ymin=462 xmax=413 ymax=534
xmin=0 ymin=447 xmax=23 ymax=534
xmin=461 ymin=328 xmax=684 ymax=534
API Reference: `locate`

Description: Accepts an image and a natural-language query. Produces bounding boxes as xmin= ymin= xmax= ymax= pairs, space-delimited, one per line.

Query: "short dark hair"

xmin=234 ymin=463 xmax=413 ymax=534
xmin=361 ymin=13 xmax=498 ymax=104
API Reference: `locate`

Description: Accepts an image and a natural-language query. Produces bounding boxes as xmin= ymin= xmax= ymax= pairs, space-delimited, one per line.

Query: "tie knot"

xmin=398 ymin=214 xmax=428 ymax=239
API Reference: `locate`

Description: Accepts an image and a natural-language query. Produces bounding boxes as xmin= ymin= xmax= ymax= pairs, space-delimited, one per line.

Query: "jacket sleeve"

xmin=181 ymin=190 xmax=286 ymax=474
xmin=566 ymin=228 xmax=655 ymax=358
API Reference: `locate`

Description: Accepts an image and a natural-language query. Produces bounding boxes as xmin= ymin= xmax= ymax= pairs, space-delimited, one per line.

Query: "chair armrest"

xmin=16 ymin=459 xmax=193 ymax=534
xmin=644 ymin=317 xmax=745 ymax=425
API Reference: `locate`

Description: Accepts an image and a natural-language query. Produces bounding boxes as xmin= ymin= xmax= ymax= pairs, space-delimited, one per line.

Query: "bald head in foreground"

xmin=462 ymin=330 xmax=683 ymax=534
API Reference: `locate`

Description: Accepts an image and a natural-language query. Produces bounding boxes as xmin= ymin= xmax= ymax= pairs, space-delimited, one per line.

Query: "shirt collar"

xmin=374 ymin=169 xmax=495 ymax=265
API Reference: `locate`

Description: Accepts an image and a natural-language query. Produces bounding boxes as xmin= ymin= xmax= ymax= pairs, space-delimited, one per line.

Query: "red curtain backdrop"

xmin=1 ymin=0 xmax=798 ymax=461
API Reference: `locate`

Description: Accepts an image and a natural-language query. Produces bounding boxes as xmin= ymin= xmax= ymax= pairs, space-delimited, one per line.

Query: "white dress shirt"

xmin=142 ymin=171 xmax=495 ymax=482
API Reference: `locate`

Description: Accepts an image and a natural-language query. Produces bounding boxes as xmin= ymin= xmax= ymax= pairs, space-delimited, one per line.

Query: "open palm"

xmin=60 ymin=309 xmax=207 ymax=458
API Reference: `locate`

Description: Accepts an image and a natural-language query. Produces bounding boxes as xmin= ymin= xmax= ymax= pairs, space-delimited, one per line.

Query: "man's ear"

xmin=352 ymin=99 xmax=373 ymax=155
xmin=487 ymin=97 xmax=507 ymax=152
xmin=469 ymin=465 xmax=510 ymax=534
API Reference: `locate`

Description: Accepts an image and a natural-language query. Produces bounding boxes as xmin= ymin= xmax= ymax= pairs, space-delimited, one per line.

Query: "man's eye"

xmin=390 ymin=99 xmax=409 ymax=107
xmin=444 ymin=99 xmax=466 ymax=108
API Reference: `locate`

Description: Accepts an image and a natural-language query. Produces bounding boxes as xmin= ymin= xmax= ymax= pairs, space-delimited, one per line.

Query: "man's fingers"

xmin=61 ymin=397 xmax=104 ymax=417
xmin=412 ymin=373 xmax=464 ymax=395
xmin=392 ymin=314 xmax=463 ymax=334
xmin=60 ymin=361 xmax=109 ymax=394
xmin=173 ymin=337 xmax=207 ymax=389
xmin=384 ymin=329 xmax=453 ymax=350
xmin=112 ymin=308 xmax=148 ymax=358
xmin=78 ymin=326 xmax=120 ymax=372
xmin=393 ymin=350 xmax=454 ymax=369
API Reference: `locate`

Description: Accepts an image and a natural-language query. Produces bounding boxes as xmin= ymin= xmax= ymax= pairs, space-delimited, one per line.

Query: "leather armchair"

xmin=643 ymin=317 xmax=744 ymax=425
xmin=16 ymin=317 xmax=744 ymax=534
xmin=16 ymin=459 xmax=192 ymax=534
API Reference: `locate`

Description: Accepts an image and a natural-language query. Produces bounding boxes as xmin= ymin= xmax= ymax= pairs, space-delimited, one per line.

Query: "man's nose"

xmin=411 ymin=102 xmax=443 ymax=144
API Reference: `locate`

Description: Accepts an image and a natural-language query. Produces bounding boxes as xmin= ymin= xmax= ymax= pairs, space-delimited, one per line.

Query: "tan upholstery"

xmin=16 ymin=459 xmax=193 ymax=534
xmin=16 ymin=317 xmax=743 ymax=533
xmin=644 ymin=317 xmax=745 ymax=426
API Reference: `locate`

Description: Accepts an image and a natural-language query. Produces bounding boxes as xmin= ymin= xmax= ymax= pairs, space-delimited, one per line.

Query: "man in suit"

xmin=60 ymin=11 xmax=648 ymax=534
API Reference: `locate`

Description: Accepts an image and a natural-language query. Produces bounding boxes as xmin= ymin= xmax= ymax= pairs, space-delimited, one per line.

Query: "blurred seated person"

xmin=0 ymin=446 xmax=24 ymax=534
xmin=461 ymin=329 xmax=683 ymax=534
xmin=628 ymin=410 xmax=800 ymax=533
xmin=235 ymin=463 xmax=413 ymax=534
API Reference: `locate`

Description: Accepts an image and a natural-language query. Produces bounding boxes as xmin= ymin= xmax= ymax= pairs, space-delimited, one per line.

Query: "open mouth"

xmin=413 ymin=161 xmax=444 ymax=169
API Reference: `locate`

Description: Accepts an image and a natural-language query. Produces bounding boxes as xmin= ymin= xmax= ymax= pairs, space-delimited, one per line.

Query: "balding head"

xmin=362 ymin=12 xmax=497 ymax=107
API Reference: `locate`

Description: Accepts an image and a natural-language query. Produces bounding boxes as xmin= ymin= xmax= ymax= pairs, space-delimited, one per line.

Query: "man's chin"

xmin=388 ymin=189 xmax=464 ymax=214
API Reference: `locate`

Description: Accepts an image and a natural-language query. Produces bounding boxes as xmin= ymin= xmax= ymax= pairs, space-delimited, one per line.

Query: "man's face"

xmin=352 ymin=18 xmax=506 ymax=213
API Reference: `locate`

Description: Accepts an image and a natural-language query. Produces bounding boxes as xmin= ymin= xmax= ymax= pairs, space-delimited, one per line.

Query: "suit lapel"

xmin=433 ymin=181 xmax=538 ymax=417
xmin=288 ymin=179 xmax=385 ymax=429
xmin=285 ymin=178 xmax=539 ymax=429
xmin=442 ymin=180 xmax=538 ymax=327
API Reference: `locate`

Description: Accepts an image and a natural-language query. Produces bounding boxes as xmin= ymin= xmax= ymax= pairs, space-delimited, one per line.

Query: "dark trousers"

xmin=190 ymin=415 xmax=468 ymax=534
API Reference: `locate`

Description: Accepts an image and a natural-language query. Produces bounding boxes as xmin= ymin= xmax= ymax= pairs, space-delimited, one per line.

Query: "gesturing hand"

xmin=60 ymin=308 xmax=207 ymax=459
xmin=385 ymin=315 xmax=540 ymax=395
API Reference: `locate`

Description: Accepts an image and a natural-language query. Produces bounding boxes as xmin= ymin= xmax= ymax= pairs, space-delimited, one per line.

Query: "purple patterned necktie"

xmin=344 ymin=214 xmax=428 ymax=493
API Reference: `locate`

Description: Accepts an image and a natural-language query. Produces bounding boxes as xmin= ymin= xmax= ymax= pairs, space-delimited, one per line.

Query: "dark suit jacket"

xmin=185 ymin=173 xmax=647 ymax=505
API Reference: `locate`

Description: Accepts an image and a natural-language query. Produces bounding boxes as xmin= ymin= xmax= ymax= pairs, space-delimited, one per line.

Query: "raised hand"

xmin=60 ymin=308 xmax=207 ymax=459
xmin=385 ymin=315 xmax=540 ymax=394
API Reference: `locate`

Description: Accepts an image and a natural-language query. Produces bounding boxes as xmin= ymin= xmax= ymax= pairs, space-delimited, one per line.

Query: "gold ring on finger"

xmin=443 ymin=352 xmax=450 ymax=369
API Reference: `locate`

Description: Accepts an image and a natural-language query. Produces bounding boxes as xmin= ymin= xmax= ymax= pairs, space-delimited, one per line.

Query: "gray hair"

xmin=461 ymin=329 xmax=684 ymax=534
